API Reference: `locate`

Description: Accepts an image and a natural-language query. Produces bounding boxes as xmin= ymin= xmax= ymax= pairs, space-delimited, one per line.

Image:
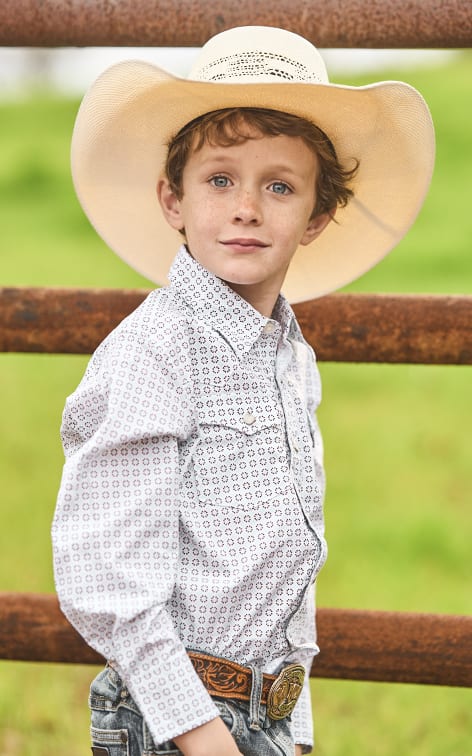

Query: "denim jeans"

xmin=89 ymin=664 xmax=295 ymax=756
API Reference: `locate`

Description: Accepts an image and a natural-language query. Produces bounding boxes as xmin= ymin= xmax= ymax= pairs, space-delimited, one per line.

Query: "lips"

xmin=221 ymin=238 xmax=269 ymax=248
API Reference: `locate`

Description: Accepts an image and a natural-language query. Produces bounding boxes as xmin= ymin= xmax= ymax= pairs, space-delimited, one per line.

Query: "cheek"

xmin=274 ymin=207 xmax=313 ymax=240
xmin=189 ymin=195 xmax=222 ymax=222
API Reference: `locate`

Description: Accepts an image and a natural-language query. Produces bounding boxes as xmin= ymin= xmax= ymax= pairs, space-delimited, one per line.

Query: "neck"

xmin=226 ymin=281 xmax=279 ymax=318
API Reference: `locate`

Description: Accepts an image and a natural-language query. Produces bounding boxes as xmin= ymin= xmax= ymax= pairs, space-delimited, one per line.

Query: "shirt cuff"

xmin=111 ymin=617 xmax=220 ymax=744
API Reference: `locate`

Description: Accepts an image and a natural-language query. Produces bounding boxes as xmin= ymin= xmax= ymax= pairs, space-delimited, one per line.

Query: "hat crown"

xmin=189 ymin=26 xmax=329 ymax=85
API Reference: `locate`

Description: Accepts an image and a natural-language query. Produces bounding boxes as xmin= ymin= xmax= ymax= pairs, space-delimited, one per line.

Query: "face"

xmin=158 ymin=128 xmax=332 ymax=314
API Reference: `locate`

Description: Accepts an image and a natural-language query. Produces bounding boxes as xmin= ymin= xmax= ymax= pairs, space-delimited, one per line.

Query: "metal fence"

xmin=1 ymin=0 xmax=471 ymax=689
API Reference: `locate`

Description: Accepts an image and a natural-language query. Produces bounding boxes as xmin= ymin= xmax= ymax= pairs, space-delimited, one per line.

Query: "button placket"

xmin=263 ymin=321 xmax=276 ymax=335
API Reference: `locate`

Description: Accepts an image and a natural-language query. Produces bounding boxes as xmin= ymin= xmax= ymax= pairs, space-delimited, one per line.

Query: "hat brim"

xmin=71 ymin=61 xmax=435 ymax=301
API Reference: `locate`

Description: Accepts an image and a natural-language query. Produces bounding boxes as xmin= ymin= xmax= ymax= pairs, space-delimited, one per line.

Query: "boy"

xmin=52 ymin=26 xmax=434 ymax=756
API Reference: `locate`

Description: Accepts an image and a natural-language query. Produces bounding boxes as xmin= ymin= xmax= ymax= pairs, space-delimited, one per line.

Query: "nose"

xmin=233 ymin=189 xmax=262 ymax=225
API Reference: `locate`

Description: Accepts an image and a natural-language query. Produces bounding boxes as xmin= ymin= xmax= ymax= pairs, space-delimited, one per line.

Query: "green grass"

xmin=1 ymin=53 xmax=471 ymax=754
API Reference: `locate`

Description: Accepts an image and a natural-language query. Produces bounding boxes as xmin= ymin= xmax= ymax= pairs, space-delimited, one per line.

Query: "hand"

xmin=295 ymin=746 xmax=310 ymax=755
xmin=173 ymin=716 xmax=243 ymax=756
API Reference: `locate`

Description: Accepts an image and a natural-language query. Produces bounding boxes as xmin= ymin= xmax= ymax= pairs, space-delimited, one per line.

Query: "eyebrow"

xmin=197 ymin=153 xmax=306 ymax=178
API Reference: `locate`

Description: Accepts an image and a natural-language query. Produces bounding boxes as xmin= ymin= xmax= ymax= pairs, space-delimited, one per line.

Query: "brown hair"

xmin=165 ymin=107 xmax=359 ymax=220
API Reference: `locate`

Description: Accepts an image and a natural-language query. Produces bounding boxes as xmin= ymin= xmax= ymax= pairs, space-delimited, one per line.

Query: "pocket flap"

xmin=196 ymin=393 xmax=279 ymax=436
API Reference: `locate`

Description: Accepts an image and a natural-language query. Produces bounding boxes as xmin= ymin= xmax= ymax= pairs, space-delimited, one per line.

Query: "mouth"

xmin=221 ymin=238 xmax=269 ymax=251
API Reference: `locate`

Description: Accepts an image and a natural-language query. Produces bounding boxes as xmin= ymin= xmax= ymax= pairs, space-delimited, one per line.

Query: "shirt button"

xmin=243 ymin=412 xmax=256 ymax=426
xmin=263 ymin=321 xmax=275 ymax=334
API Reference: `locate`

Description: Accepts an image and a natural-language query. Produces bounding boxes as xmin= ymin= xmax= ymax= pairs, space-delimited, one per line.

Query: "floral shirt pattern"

xmin=52 ymin=245 xmax=327 ymax=749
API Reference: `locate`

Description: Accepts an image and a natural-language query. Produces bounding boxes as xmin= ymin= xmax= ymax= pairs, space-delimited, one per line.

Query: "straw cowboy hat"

xmin=71 ymin=26 xmax=435 ymax=302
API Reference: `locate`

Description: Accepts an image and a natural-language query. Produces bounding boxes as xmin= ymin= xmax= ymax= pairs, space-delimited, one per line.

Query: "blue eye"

xmin=270 ymin=182 xmax=291 ymax=195
xmin=210 ymin=175 xmax=230 ymax=188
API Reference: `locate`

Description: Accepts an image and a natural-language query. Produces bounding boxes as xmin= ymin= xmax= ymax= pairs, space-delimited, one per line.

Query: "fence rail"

xmin=1 ymin=288 xmax=471 ymax=364
xmin=1 ymin=593 xmax=471 ymax=687
xmin=1 ymin=1 xmax=471 ymax=699
xmin=0 ymin=0 xmax=471 ymax=48
xmin=1 ymin=287 xmax=471 ymax=687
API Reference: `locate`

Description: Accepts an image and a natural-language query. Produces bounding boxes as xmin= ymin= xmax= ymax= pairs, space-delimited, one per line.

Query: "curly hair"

xmin=165 ymin=107 xmax=359 ymax=220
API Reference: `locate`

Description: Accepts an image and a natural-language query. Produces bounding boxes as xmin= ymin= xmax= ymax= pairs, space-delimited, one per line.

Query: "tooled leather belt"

xmin=187 ymin=650 xmax=305 ymax=721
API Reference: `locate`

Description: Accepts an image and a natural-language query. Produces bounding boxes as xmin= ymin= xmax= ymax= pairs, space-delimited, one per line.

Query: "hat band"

xmin=192 ymin=50 xmax=326 ymax=84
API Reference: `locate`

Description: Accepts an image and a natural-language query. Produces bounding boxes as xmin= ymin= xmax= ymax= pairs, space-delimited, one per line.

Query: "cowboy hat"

xmin=71 ymin=26 xmax=435 ymax=301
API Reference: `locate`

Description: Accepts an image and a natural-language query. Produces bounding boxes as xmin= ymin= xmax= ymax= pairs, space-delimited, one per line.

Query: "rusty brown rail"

xmin=0 ymin=0 xmax=471 ymax=48
xmin=0 ymin=593 xmax=470 ymax=687
xmin=1 ymin=288 xmax=471 ymax=364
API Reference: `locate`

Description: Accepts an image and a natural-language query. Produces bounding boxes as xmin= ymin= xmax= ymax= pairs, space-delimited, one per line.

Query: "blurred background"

xmin=0 ymin=45 xmax=458 ymax=94
xmin=0 ymin=46 xmax=471 ymax=755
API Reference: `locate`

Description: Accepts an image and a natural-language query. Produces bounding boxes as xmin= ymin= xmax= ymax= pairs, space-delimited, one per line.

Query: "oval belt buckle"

xmin=267 ymin=664 xmax=305 ymax=720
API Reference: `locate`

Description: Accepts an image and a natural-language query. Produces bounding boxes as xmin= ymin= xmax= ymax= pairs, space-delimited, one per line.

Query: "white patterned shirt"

xmin=52 ymin=245 xmax=327 ymax=750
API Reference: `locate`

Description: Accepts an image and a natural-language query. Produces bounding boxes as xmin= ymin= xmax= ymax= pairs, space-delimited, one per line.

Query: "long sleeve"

xmin=52 ymin=316 xmax=219 ymax=744
xmin=52 ymin=250 xmax=329 ymax=748
xmin=288 ymin=582 xmax=317 ymax=752
xmin=289 ymin=344 xmax=325 ymax=752
xmin=291 ymin=673 xmax=314 ymax=753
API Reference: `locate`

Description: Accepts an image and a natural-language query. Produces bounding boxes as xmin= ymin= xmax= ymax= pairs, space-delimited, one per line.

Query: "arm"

xmin=290 ymin=395 xmax=324 ymax=755
xmin=290 ymin=661 xmax=315 ymax=754
xmin=175 ymin=720 xmax=303 ymax=755
xmin=174 ymin=718 xmax=242 ymax=756
xmin=292 ymin=344 xmax=323 ymax=756
xmin=52 ymin=322 xmax=220 ymax=745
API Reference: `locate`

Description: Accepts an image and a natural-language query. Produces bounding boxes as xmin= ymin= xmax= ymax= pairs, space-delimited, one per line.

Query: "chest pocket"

xmin=192 ymin=393 xmax=286 ymax=508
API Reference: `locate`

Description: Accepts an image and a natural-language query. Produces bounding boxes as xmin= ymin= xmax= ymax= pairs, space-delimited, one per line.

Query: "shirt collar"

xmin=272 ymin=292 xmax=305 ymax=344
xmin=168 ymin=246 xmax=304 ymax=356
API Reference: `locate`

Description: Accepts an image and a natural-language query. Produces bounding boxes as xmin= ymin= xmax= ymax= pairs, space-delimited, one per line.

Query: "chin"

xmin=220 ymin=267 xmax=265 ymax=286
xmin=223 ymin=276 xmax=262 ymax=287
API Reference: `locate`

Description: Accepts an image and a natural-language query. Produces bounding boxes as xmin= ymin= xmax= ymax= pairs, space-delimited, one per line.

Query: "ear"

xmin=300 ymin=208 xmax=336 ymax=246
xmin=156 ymin=178 xmax=184 ymax=231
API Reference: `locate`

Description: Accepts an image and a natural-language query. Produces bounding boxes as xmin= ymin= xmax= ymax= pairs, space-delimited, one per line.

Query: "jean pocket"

xmin=266 ymin=719 xmax=296 ymax=756
xmin=144 ymin=721 xmax=182 ymax=755
xmin=213 ymin=698 xmax=243 ymax=740
xmin=91 ymin=726 xmax=130 ymax=756
xmin=89 ymin=666 xmax=123 ymax=712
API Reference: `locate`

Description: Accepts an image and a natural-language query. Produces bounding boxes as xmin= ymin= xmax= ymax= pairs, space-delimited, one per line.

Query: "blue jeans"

xmin=89 ymin=664 xmax=295 ymax=755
